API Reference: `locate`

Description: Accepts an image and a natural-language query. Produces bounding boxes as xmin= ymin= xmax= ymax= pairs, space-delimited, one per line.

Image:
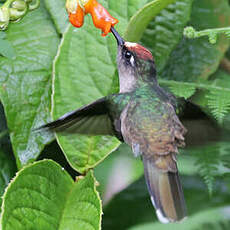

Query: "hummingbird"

xmin=38 ymin=27 xmax=187 ymax=223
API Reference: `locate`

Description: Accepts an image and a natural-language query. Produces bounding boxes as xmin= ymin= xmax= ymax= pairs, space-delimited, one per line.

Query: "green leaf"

xmin=141 ymin=0 xmax=193 ymax=71
xmin=1 ymin=160 xmax=102 ymax=230
xmin=0 ymin=150 xmax=16 ymax=211
xmin=103 ymin=176 xmax=230 ymax=230
xmin=193 ymin=144 xmax=221 ymax=194
xmin=169 ymin=84 xmax=196 ymax=99
xmin=0 ymin=39 xmax=15 ymax=59
xmin=204 ymin=70 xmax=230 ymax=123
xmin=56 ymin=134 xmax=120 ymax=174
xmin=124 ymin=0 xmax=176 ymax=42
xmin=159 ymin=78 xmax=230 ymax=121
xmin=0 ymin=32 xmax=6 ymax=39
xmin=206 ymin=90 xmax=230 ymax=123
xmin=194 ymin=142 xmax=230 ymax=194
xmin=44 ymin=0 xmax=68 ymax=34
xmin=0 ymin=1 xmax=59 ymax=168
xmin=128 ymin=207 xmax=230 ymax=230
xmin=52 ymin=0 xmax=155 ymax=174
xmin=159 ymin=79 xmax=230 ymax=94
xmin=161 ymin=0 xmax=230 ymax=82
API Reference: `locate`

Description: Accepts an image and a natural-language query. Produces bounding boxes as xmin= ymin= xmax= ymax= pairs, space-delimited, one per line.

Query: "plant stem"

xmin=184 ymin=26 xmax=230 ymax=44
xmin=194 ymin=27 xmax=230 ymax=37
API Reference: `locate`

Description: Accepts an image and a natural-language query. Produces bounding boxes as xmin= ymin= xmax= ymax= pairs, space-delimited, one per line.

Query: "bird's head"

xmin=111 ymin=27 xmax=157 ymax=93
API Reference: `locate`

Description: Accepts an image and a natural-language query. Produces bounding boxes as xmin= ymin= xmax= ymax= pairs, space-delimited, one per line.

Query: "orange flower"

xmin=84 ymin=0 xmax=118 ymax=36
xmin=66 ymin=0 xmax=118 ymax=36
xmin=69 ymin=4 xmax=85 ymax=28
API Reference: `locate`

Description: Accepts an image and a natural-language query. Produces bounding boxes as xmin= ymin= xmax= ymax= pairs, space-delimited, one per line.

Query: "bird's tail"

xmin=142 ymin=155 xmax=187 ymax=223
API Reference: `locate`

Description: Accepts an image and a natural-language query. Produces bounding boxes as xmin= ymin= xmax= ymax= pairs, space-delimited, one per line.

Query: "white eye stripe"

xmin=125 ymin=42 xmax=138 ymax=48
xmin=130 ymin=55 xmax=135 ymax=66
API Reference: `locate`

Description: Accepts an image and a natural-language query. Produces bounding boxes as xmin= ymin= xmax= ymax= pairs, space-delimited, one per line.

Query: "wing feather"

xmin=37 ymin=97 xmax=114 ymax=136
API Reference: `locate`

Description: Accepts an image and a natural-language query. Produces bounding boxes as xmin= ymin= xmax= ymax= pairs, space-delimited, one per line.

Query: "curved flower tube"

xmin=66 ymin=0 xmax=118 ymax=36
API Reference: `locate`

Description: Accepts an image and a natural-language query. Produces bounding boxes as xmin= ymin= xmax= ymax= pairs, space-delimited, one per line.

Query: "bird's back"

xmin=120 ymin=85 xmax=186 ymax=159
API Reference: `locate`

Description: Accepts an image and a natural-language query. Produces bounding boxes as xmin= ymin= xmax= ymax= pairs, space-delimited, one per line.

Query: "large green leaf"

xmin=0 ymin=1 xmax=59 ymax=168
xmin=0 ymin=38 xmax=16 ymax=59
xmin=140 ymin=0 xmax=193 ymax=71
xmin=124 ymin=0 xmax=176 ymax=42
xmin=161 ymin=0 xmax=230 ymax=82
xmin=44 ymin=0 xmax=68 ymax=34
xmin=1 ymin=160 xmax=102 ymax=230
xmin=128 ymin=207 xmax=230 ymax=230
xmin=103 ymin=176 xmax=230 ymax=230
xmin=53 ymin=0 xmax=165 ymax=173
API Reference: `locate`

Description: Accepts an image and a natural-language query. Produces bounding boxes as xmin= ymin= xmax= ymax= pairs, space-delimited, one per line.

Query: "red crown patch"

xmin=125 ymin=42 xmax=153 ymax=61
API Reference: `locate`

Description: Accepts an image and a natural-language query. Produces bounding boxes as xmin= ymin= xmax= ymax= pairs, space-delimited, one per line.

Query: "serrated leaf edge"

xmin=0 ymin=159 xmax=72 ymax=228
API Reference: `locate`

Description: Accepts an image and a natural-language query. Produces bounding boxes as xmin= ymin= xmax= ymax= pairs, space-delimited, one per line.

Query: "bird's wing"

xmin=120 ymin=100 xmax=187 ymax=222
xmin=36 ymin=97 xmax=115 ymax=136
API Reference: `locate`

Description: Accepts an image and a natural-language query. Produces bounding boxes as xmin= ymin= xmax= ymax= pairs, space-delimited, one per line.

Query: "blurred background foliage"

xmin=0 ymin=0 xmax=230 ymax=229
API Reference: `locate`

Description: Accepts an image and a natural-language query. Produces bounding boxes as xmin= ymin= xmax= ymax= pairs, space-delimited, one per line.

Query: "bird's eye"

xmin=125 ymin=51 xmax=132 ymax=59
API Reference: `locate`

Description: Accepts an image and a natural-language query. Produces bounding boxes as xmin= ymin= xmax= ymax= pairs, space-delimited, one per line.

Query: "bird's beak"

xmin=110 ymin=27 xmax=124 ymax=46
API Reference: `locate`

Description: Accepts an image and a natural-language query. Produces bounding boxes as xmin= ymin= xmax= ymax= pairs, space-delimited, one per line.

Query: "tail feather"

xmin=143 ymin=156 xmax=187 ymax=223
